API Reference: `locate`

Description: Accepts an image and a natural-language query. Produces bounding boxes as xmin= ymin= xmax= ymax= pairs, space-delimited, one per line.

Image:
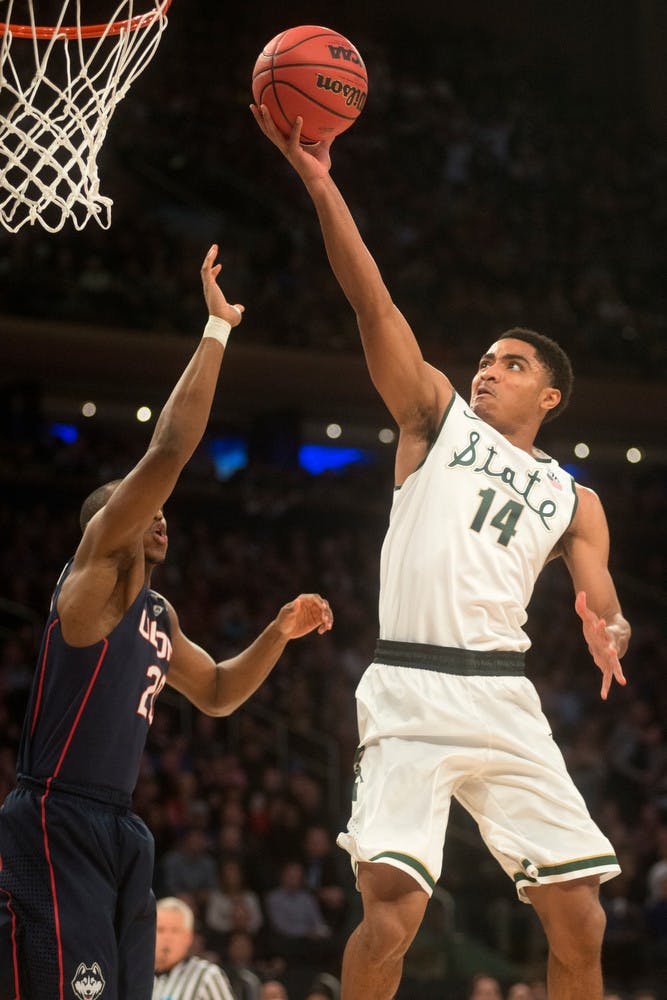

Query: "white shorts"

xmin=337 ymin=657 xmax=620 ymax=903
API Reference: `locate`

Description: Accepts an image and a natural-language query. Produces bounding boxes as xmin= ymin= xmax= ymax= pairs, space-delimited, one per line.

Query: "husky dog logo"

xmin=71 ymin=963 xmax=106 ymax=999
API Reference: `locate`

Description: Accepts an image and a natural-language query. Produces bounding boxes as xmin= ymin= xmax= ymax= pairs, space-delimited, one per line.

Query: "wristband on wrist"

xmin=203 ymin=315 xmax=232 ymax=348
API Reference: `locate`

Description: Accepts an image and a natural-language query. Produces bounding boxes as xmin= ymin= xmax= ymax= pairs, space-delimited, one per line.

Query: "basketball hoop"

xmin=0 ymin=1 xmax=173 ymax=232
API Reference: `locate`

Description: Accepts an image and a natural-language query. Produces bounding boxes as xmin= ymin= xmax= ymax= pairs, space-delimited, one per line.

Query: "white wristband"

xmin=203 ymin=315 xmax=232 ymax=348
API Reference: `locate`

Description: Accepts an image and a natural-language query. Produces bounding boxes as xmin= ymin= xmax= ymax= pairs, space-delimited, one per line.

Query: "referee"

xmin=153 ymin=897 xmax=235 ymax=1000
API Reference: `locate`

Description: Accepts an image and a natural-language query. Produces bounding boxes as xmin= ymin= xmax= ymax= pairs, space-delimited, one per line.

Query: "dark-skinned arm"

xmin=251 ymin=105 xmax=450 ymax=441
xmin=79 ymin=245 xmax=244 ymax=561
xmin=165 ymin=594 xmax=333 ymax=716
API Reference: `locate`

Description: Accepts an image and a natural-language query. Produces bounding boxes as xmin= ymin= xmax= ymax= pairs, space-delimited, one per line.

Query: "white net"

xmin=0 ymin=1 xmax=172 ymax=232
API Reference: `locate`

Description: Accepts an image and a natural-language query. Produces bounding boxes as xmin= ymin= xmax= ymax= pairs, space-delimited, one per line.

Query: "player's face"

xmin=143 ymin=508 xmax=168 ymax=565
xmin=470 ymin=338 xmax=559 ymax=432
xmin=155 ymin=908 xmax=193 ymax=971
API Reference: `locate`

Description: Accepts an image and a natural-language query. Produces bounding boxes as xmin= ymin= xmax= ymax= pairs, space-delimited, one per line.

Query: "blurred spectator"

xmin=304 ymin=972 xmax=341 ymax=1000
xmin=301 ymin=824 xmax=350 ymax=934
xmin=644 ymin=868 xmax=667 ymax=979
xmin=601 ymin=871 xmax=647 ymax=988
xmin=160 ymin=828 xmax=218 ymax=904
xmin=265 ymin=860 xmax=331 ymax=962
xmin=205 ymin=858 xmax=264 ymax=941
xmin=506 ymin=985 xmax=532 ymax=1000
xmin=224 ymin=931 xmax=262 ymax=1000
xmin=259 ymin=981 xmax=289 ymax=1000
xmin=468 ymin=973 xmax=503 ymax=999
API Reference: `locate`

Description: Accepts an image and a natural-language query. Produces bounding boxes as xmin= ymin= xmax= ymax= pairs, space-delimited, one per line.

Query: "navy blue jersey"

xmin=17 ymin=561 xmax=172 ymax=798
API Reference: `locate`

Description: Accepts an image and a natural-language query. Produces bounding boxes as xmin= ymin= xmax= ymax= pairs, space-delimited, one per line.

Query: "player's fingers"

xmin=600 ymin=672 xmax=610 ymax=700
xmin=201 ymin=244 xmax=218 ymax=271
xmin=258 ymin=104 xmax=285 ymax=145
xmin=613 ymin=658 xmax=627 ymax=686
xmin=302 ymin=593 xmax=332 ymax=624
xmin=291 ymin=115 xmax=304 ymax=149
xmin=250 ymin=103 xmax=268 ymax=132
xmin=574 ymin=590 xmax=593 ymax=621
xmin=230 ymin=304 xmax=244 ymax=326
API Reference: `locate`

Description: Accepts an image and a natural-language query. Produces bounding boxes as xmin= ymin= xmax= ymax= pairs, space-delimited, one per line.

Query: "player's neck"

xmin=504 ymin=428 xmax=539 ymax=455
xmin=489 ymin=418 xmax=539 ymax=455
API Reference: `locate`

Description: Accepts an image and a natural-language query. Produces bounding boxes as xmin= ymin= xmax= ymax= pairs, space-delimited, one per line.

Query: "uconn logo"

xmin=136 ymin=607 xmax=171 ymax=725
xmin=71 ymin=963 xmax=105 ymax=998
xmin=138 ymin=607 xmax=172 ymax=660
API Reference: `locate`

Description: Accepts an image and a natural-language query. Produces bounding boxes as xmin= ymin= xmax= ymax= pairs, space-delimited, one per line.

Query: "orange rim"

xmin=0 ymin=0 xmax=173 ymax=39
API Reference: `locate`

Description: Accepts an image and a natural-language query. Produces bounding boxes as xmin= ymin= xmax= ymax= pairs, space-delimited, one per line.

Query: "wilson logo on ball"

xmin=315 ymin=75 xmax=367 ymax=110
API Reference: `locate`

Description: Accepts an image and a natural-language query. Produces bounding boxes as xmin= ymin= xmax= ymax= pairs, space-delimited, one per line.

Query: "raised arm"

xmin=58 ymin=247 xmax=244 ymax=642
xmin=561 ymin=485 xmax=631 ymax=700
xmin=165 ymin=594 xmax=333 ymax=716
xmin=251 ymin=107 xmax=451 ymax=448
xmin=80 ymin=246 xmax=243 ymax=560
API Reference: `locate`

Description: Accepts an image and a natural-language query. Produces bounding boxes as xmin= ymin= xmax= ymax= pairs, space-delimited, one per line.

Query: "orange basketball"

xmin=252 ymin=25 xmax=368 ymax=144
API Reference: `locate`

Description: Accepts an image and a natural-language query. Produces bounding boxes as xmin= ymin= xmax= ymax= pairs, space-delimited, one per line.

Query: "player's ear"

xmin=540 ymin=386 xmax=561 ymax=414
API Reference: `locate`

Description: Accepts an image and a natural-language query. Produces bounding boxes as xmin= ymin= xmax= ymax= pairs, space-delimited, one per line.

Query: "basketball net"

xmin=0 ymin=1 xmax=172 ymax=232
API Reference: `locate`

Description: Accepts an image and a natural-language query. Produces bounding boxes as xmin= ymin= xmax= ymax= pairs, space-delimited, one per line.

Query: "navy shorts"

xmin=0 ymin=779 xmax=156 ymax=1000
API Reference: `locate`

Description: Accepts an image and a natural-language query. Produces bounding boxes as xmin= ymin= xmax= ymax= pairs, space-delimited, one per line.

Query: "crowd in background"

xmin=1 ymin=7 xmax=666 ymax=999
xmin=0 ymin=426 xmax=665 ymax=998
xmin=0 ymin=13 xmax=665 ymax=381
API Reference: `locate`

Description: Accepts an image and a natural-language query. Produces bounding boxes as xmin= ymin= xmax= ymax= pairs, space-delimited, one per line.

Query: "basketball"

xmin=252 ymin=25 xmax=368 ymax=144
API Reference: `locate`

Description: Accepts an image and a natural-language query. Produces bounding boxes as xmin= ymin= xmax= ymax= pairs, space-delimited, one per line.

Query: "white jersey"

xmin=379 ymin=392 xmax=577 ymax=652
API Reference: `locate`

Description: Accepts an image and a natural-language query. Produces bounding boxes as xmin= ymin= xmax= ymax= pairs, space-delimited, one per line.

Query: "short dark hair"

xmin=499 ymin=327 xmax=574 ymax=423
xmin=79 ymin=480 xmax=122 ymax=533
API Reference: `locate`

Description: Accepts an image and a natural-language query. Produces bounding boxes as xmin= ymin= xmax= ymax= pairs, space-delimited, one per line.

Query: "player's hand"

xmin=575 ymin=591 xmax=627 ymax=700
xmin=201 ymin=244 xmax=244 ymax=327
xmin=250 ymin=104 xmax=332 ymax=180
xmin=274 ymin=594 xmax=333 ymax=640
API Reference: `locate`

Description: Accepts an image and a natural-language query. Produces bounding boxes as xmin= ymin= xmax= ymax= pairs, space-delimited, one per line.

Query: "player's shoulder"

xmin=567 ymin=482 xmax=607 ymax=538
xmin=573 ymin=482 xmax=603 ymax=509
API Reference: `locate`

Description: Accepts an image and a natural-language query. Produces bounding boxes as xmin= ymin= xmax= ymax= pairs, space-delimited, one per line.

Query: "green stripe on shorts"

xmin=513 ymin=853 xmax=619 ymax=883
xmin=370 ymin=851 xmax=436 ymax=890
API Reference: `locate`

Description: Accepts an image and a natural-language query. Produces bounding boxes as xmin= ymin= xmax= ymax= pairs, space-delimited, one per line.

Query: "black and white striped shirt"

xmin=153 ymin=957 xmax=235 ymax=1000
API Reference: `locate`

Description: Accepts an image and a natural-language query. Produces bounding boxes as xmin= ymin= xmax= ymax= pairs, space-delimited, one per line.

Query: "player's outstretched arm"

xmin=165 ymin=595 xmax=333 ymax=716
xmin=562 ymin=486 xmax=630 ymax=700
xmin=251 ymin=105 xmax=451 ymax=434
xmin=79 ymin=245 xmax=244 ymax=562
